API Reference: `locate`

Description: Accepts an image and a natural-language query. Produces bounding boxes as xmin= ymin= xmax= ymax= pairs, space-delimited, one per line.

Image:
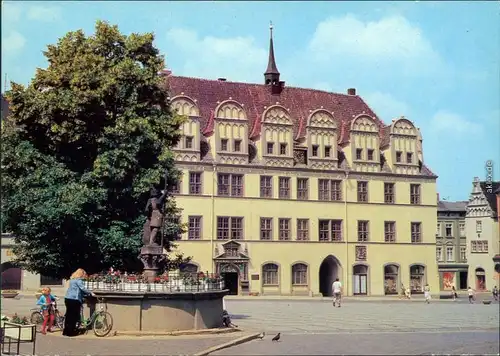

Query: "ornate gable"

xmin=466 ymin=178 xmax=494 ymax=218
xmin=214 ymin=240 xmax=249 ymax=260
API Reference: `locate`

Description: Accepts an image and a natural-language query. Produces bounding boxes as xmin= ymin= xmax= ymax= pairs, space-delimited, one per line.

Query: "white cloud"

xmin=27 ymin=6 xmax=61 ymax=22
xmin=2 ymin=31 xmax=26 ymax=55
xmin=1 ymin=2 xmax=22 ymax=23
xmin=363 ymin=91 xmax=410 ymax=121
xmin=166 ymin=28 xmax=266 ymax=83
xmin=430 ymin=110 xmax=482 ymax=137
xmin=307 ymin=14 xmax=442 ymax=73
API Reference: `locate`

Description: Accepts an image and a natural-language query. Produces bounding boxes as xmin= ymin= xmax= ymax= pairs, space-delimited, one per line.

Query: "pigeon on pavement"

xmin=272 ymin=333 xmax=281 ymax=342
xmin=257 ymin=332 xmax=265 ymax=340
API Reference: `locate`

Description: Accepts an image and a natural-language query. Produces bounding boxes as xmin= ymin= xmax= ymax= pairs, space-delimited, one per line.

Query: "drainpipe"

xmin=344 ymin=170 xmax=349 ymax=296
xmin=211 ymin=162 xmax=217 ymax=274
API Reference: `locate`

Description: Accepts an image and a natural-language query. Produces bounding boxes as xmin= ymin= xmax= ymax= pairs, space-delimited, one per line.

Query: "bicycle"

xmin=77 ymin=297 xmax=113 ymax=337
xmin=30 ymin=298 xmax=65 ymax=332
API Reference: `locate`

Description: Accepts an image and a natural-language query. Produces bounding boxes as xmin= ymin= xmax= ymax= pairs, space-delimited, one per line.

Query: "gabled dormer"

xmin=213 ymin=99 xmax=249 ymax=165
xmin=171 ymin=95 xmax=201 ymax=162
xmin=466 ymin=177 xmax=494 ymax=218
xmin=258 ymin=104 xmax=294 ymax=167
xmin=347 ymin=114 xmax=381 ymax=173
xmin=384 ymin=117 xmax=419 ymax=175
xmin=306 ymin=109 xmax=338 ymax=170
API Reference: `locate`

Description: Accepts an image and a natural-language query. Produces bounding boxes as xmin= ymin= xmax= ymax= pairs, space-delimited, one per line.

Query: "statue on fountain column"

xmin=143 ymin=170 xmax=169 ymax=247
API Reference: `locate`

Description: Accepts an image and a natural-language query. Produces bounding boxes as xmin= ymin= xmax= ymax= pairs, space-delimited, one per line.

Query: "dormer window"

xmin=367 ymin=149 xmax=374 ymax=161
xmin=312 ymin=145 xmax=319 ymax=157
xmin=267 ymin=142 xmax=274 ymax=155
xmin=280 ymin=143 xmax=287 ymax=155
xmin=407 ymin=152 xmax=413 ymax=163
xmin=356 ymin=149 xmax=363 ymax=160
xmin=185 ymin=136 xmax=193 ymax=149
xmin=324 ymin=146 xmax=331 ymax=158
xmin=221 ymin=139 xmax=228 ymax=151
xmin=396 ymin=151 xmax=402 ymax=163
xmin=234 ymin=140 xmax=241 ymax=152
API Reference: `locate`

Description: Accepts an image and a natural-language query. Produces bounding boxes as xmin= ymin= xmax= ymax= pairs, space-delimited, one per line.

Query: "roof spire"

xmin=264 ymin=21 xmax=280 ymax=85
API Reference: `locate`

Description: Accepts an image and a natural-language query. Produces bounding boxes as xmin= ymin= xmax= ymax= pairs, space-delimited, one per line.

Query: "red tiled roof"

xmin=166 ymin=75 xmax=384 ymax=141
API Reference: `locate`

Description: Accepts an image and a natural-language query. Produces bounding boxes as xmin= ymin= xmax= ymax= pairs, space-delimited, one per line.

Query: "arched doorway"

xmin=319 ymin=255 xmax=341 ymax=297
xmin=384 ymin=264 xmax=399 ymax=295
xmin=1 ymin=262 xmax=22 ymax=290
xmin=475 ymin=267 xmax=486 ymax=291
xmin=220 ymin=263 xmax=239 ymax=295
xmin=410 ymin=265 xmax=426 ymax=294
xmin=353 ymin=264 xmax=368 ymax=295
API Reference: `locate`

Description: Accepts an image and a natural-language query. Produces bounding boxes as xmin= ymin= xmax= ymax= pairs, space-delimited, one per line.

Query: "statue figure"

xmin=143 ymin=170 xmax=169 ymax=246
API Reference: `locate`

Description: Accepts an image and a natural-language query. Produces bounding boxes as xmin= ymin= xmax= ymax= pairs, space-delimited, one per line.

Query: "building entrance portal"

xmin=475 ymin=268 xmax=486 ymax=291
xmin=1 ymin=262 xmax=22 ymax=290
xmin=319 ymin=255 xmax=340 ymax=297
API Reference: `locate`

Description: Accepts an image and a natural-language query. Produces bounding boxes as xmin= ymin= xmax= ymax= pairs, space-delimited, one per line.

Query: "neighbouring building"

xmin=495 ymin=186 xmax=500 ymax=283
xmin=465 ymin=177 xmax=500 ymax=291
xmin=436 ymin=199 xmax=468 ymax=291
xmin=168 ymin=26 xmax=439 ymax=296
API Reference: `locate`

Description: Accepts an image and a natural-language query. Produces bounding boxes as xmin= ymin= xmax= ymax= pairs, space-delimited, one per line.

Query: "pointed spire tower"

xmin=264 ymin=22 xmax=282 ymax=92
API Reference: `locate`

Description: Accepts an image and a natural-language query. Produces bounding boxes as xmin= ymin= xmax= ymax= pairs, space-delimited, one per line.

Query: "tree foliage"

xmin=1 ymin=21 xmax=190 ymax=278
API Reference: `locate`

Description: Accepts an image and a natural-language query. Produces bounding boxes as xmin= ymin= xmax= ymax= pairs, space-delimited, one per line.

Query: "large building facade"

xmin=436 ymin=200 xmax=468 ymax=290
xmin=465 ymin=177 xmax=500 ymax=291
xmin=168 ymin=28 xmax=439 ymax=297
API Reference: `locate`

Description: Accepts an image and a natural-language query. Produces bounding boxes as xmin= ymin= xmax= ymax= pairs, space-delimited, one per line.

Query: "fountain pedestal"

xmin=139 ymin=245 xmax=166 ymax=283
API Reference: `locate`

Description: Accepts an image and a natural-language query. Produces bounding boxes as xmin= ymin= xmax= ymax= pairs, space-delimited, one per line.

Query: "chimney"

xmin=437 ymin=193 xmax=440 ymax=202
xmin=218 ymin=78 xmax=227 ymax=82
xmin=159 ymin=69 xmax=172 ymax=77
xmin=347 ymin=88 xmax=356 ymax=95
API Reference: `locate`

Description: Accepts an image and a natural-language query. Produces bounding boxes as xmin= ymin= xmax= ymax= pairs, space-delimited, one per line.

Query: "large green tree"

xmin=1 ymin=21 xmax=189 ymax=278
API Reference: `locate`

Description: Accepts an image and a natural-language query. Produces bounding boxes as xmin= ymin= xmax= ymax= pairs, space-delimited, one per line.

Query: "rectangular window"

xmin=297 ymin=178 xmax=309 ymax=200
xmin=410 ymin=184 xmax=421 ymax=205
xmin=384 ymin=221 xmax=396 ymax=242
xmin=459 ymin=222 xmax=465 ymax=237
xmin=260 ymin=218 xmax=273 ymax=240
xmin=460 ymin=246 xmax=467 ymax=261
xmin=297 ymin=219 xmax=309 ymax=241
xmin=234 ymin=139 xmax=241 ymax=152
xmin=188 ymin=216 xmax=202 ymax=240
xmin=220 ymin=139 xmax=228 ymax=151
xmin=357 ymin=221 xmax=369 ymax=242
xmin=436 ymin=223 xmax=441 ymax=237
xmin=279 ymin=177 xmax=291 ymax=199
xmin=319 ymin=180 xmax=342 ymax=201
xmin=278 ymin=218 xmax=291 ymax=241
xmin=446 ymin=246 xmax=454 ymax=261
xmin=318 ymin=179 xmax=330 ymax=201
xmin=367 ymin=149 xmax=374 ymax=161
xmin=319 ymin=220 xmax=330 ymax=242
xmin=324 ymin=146 xmax=331 ymax=158
xmin=476 ymin=220 xmax=482 ymax=232
xmin=436 ymin=247 xmax=443 ymax=262
xmin=445 ymin=223 xmax=453 ymax=237
xmin=356 ymin=148 xmax=363 ymax=160
xmin=263 ymin=265 xmax=278 ymax=285
xmin=217 ymin=217 xmax=243 ymax=240
xmin=357 ymin=181 xmax=368 ymax=202
xmin=185 ymin=136 xmax=193 ymax=149
xmin=260 ymin=176 xmax=273 ymax=198
xmin=267 ymin=142 xmax=274 ymax=155
xmin=318 ymin=220 xmax=343 ymax=242
xmin=218 ymin=174 xmax=243 ymax=197
xmin=471 ymin=240 xmax=488 ymax=253
xmin=189 ymin=172 xmax=202 ymax=195
xmin=312 ymin=145 xmax=319 ymax=157
xmin=331 ymin=180 xmax=342 ymax=201
xmin=384 ymin=183 xmax=395 ymax=204
xmin=407 ymin=152 xmax=413 ymax=163
xmin=331 ymin=220 xmax=342 ymax=241
xmin=280 ymin=143 xmax=287 ymax=155
xmin=396 ymin=151 xmax=402 ymax=163
xmin=411 ymin=222 xmax=422 ymax=243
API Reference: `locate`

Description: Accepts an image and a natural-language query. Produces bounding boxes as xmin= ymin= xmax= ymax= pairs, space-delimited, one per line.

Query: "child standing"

xmin=36 ymin=287 xmax=56 ymax=334
xmin=424 ymin=284 xmax=431 ymax=304
xmin=451 ymin=286 xmax=458 ymax=301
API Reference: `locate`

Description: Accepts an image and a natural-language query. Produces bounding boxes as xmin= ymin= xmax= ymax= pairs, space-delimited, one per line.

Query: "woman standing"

xmin=63 ymin=268 xmax=95 ymax=337
xmin=424 ymin=284 xmax=431 ymax=304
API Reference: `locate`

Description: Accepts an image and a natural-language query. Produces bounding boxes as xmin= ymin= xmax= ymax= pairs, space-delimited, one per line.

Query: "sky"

xmin=2 ymin=1 xmax=499 ymax=201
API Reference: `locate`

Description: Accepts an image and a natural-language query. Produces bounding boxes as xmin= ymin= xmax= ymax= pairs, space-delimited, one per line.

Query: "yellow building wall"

xmin=172 ymin=166 xmax=438 ymax=296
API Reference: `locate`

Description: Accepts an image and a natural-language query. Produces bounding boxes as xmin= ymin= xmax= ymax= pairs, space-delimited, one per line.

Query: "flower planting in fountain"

xmin=84 ymin=268 xmax=224 ymax=293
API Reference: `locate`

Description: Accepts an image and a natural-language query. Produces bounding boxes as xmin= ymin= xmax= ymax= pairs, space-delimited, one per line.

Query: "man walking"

xmin=332 ymin=278 xmax=342 ymax=308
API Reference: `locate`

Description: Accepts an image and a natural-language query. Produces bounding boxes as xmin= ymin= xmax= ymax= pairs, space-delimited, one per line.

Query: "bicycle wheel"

xmin=92 ymin=311 xmax=113 ymax=337
xmin=55 ymin=311 xmax=65 ymax=330
xmin=30 ymin=311 xmax=44 ymax=332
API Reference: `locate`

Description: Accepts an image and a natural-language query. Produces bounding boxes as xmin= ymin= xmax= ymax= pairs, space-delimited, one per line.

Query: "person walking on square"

xmin=36 ymin=287 xmax=56 ymax=334
xmin=332 ymin=278 xmax=342 ymax=308
xmin=467 ymin=286 xmax=475 ymax=304
xmin=451 ymin=286 xmax=458 ymax=301
xmin=63 ymin=268 xmax=96 ymax=337
xmin=424 ymin=284 xmax=431 ymax=304
xmin=492 ymin=286 xmax=498 ymax=301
